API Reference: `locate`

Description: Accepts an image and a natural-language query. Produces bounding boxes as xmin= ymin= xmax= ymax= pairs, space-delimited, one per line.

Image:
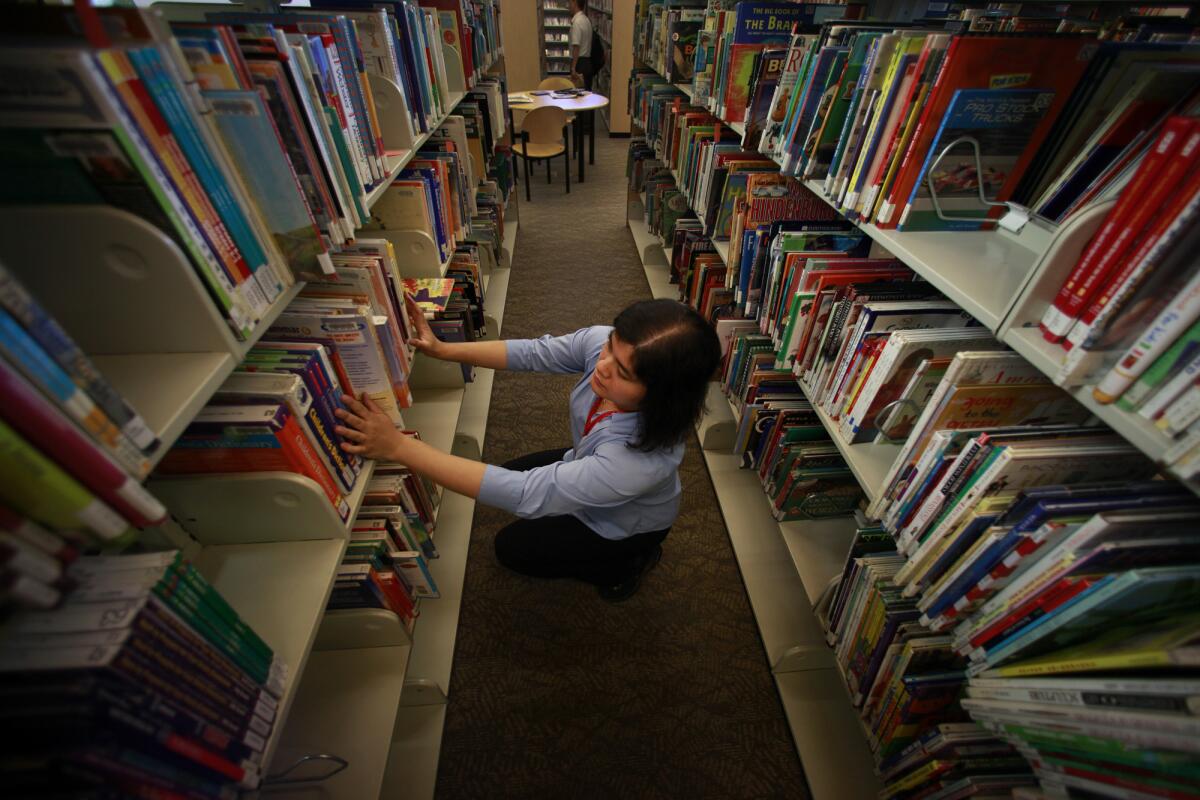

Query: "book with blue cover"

xmin=899 ymin=88 xmax=1056 ymax=231
xmin=207 ymin=89 xmax=330 ymax=277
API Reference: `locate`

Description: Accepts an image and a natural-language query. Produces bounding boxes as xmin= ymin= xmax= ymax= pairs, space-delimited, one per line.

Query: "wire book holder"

xmin=925 ymin=135 xmax=1034 ymax=234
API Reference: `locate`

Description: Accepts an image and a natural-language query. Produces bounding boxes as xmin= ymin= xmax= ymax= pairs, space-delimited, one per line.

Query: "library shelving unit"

xmin=594 ymin=0 xmax=635 ymax=135
xmin=0 ymin=9 xmax=518 ymax=798
xmin=541 ymin=0 xmax=574 ymax=76
xmin=626 ymin=26 xmax=1200 ymax=795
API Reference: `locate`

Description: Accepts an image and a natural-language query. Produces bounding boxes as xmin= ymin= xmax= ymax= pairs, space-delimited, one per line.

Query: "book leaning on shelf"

xmin=0 ymin=266 xmax=170 ymax=569
xmin=0 ymin=550 xmax=284 ymax=794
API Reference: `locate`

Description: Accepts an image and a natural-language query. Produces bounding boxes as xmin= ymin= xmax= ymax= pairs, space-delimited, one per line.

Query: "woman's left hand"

xmin=335 ymin=392 xmax=409 ymax=461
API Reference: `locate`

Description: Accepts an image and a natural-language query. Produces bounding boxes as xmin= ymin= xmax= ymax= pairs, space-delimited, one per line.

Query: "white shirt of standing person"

xmin=570 ymin=7 xmax=592 ymax=67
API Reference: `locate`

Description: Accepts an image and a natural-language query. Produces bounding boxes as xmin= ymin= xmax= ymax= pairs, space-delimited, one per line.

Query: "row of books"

xmin=1 ymin=1 xmax=503 ymax=340
xmin=1038 ymin=115 xmax=1200 ymax=470
xmin=765 ymin=24 xmax=1200 ymax=233
xmin=155 ymin=207 xmax=500 ymax=519
xmin=0 ymin=263 xmax=169 ymax=555
xmin=331 ymin=461 xmax=443 ymax=630
xmin=0 ymin=550 xmax=283 ymax=794
xmin=0 ymin=187 xmax=501 ymax=611
xmin=723 ymin=330 xmax=865 ymax=521
xmin=827 ymin=525 xmax=1038 ymax=798
xmin=641 ymin=1 xmax=1200 ymax=235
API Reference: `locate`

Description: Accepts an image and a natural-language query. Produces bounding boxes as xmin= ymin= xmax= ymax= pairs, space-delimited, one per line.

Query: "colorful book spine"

xmin=0 ymin=263 xmax=159 ymax=457
xmin=1041 ymin=117 xmax=1199 ymax=342
xmin=0 ymin=357 xmax=166 ymax=528
xmin=0 ymin=307 xmax=149 ymax=477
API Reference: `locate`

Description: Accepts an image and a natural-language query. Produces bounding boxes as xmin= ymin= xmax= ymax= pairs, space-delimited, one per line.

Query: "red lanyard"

xmin=583 ymin=396 xmax=618 ymax=437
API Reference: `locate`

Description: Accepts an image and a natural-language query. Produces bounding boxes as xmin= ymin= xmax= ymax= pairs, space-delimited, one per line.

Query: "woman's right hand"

xmin=405 ymin=294 xmax=445 ymax=359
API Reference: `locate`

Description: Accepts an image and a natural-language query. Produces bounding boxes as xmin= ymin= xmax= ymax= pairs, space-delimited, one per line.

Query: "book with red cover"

xmin=157 ymin=403 xmax=349 ymax=521
xmin=875 ymin=35 xmax=1095 ymax=230
xmin=1068 ymin=161 xmax=1200 ymax=350
xmin=1041 ymin=116 xmax=1200 ymax=343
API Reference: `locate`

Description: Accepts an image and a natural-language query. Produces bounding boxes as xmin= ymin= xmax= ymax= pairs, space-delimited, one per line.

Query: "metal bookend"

xmin=261 ymin=754 xmax=349 ymax=787
xmin=872 ymin=398 xmax=921 ymax=445
xmin=925 ymin=136 xmax=1032 ymax=233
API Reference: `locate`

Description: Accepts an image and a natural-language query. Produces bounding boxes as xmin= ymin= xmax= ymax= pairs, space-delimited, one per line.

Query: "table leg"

xmin=575 ymin=115 xmax=585 ymax=183
xmin=589 ymin=110 xmax=595 ymax=165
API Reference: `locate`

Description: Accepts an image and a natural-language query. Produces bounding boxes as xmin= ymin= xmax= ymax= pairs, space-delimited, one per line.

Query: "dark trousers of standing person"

xmin=492 ymin=448 xmax=669 ymax=587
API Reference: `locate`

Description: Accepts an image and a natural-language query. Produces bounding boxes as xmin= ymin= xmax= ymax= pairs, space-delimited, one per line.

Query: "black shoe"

xmin=597 ymin=545 xmax=662 ymax=603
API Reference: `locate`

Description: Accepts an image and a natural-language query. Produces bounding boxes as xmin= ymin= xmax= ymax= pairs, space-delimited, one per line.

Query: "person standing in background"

xmin=568 ymin=0 xmax=593 ymax=90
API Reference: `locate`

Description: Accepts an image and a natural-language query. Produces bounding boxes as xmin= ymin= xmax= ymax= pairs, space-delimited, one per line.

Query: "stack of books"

xmin=827 ymin=526 xmax=1038 ymax=796
xmin=0 ymin=550 xmax=284 ymax=794
xmin=0 ymin=266 xmax=167 ymax=562
xmin=332 ymin=460 xmax=442 ymax=630
xmin=723 ymin=332 xmax=863 ymax=520
xmin=1040 ymin=116 xmax=1200 ymax=476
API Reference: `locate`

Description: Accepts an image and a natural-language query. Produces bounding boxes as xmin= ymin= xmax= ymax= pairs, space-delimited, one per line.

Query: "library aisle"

xmin=435 ymin=137 xmax=808 ymax=796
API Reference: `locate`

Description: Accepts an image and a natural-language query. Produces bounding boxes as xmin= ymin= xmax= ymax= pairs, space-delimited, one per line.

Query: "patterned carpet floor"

xmin=433 ymin=129 xmax=809 ymax=799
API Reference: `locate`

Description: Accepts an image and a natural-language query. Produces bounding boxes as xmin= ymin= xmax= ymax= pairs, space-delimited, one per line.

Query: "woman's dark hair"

xmin=613 ymin=299 xmax=722 ymax=452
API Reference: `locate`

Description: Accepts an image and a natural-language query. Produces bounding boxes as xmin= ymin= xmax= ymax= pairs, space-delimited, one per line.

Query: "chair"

xmin=512 ymin=106 xmax=570 ymax=201
xmin=538 ymin=77 xmax=577 ymax=91
xmin=512 ymin=77 xmax=577 ymax=135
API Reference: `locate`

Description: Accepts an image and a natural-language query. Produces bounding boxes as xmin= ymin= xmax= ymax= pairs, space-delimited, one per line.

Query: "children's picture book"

xmin=403 ymin=277 xmax=457 ymax=317
xmin=899 ymin=89 xmax=1056 ymax=231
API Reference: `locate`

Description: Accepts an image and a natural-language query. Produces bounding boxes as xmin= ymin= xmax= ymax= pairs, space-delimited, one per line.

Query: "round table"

xmin=508 ymin=90 xmax=610 ymax=183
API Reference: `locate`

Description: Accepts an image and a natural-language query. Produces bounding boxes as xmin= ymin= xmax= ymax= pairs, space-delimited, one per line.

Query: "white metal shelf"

xmin=402 ymin=386 xmax=467 ymax=455
xmin=775 ymin=669 xmax=884 ymax=799
xmin=381 ymin=703 xmax=446 ymax=800
xmin=265 ymin=644 xmax=411 ymax=799
xmin=402 ymin=476 xmax=476 ymax=698
xmin=778 ymin=516 xmax=859 ymax=609
xmin=700 ymin=447 xmax=834 ymax=671
xmin=1004 ymin=326 xmax=1179 ymax=469
xmin=94 ymin=352 xmax=234 ymax=473
xmin=192 ymin=537 xmax=346 ymax=772
xmin=801 ymin=181 xmax=1048 ymax=332
xmin=798 ymin=382 xmax=900 ymax=507
xmin=483 ymin=267 xmax=510 ymax=335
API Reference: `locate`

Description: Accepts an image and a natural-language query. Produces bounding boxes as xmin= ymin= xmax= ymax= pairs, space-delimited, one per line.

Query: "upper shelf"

xmin=800 ymin=180 xmax=1053 ymax=332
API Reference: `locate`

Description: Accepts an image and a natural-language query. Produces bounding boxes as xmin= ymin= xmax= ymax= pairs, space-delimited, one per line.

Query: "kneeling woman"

xmin=335 ymin=298 xmax=721 ymax=602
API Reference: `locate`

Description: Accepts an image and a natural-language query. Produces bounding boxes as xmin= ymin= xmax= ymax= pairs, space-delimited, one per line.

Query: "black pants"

xmin=492 ymin=448 xmax=670 ymax=586
xmin=577 ymin=61 xmax=595 ymax=91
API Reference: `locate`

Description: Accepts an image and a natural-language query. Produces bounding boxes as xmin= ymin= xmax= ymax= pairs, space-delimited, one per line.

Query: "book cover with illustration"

xmin=877 ymin=35 xmax=1094 ymax=229
xmin=721 ymin=1 xmax=840 ymax=124
xmin=403 ymin=278 xmax=457 ymax=317
xmin=899 ymin=88 xmax=1056 ymax=231
xmin=667 ymin=9 xmax=706 ymax=83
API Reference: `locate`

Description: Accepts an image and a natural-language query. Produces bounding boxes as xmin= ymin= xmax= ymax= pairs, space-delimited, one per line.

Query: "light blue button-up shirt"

xmin=476 ymin=325 xmax=683 ymax=540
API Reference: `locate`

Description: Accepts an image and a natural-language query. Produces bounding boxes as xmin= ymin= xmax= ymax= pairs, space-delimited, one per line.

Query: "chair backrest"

xmin=538 ymin=77 xmax=576 ymax=91
xmin=521 ymin=106 xmax=569 ymax=146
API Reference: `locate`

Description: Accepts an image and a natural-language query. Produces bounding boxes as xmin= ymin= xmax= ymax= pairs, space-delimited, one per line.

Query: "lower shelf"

xmin=626 ymin=214 xmax=668 ymax=270
xmin=192 ymin=538 xmax=346 ymax=772
xmin=775 ymin=669 xmax=884 ymax=799
xmin=697 ymin=398 xmax=882 ymax=798
xmin=263 ymin=645 xmax=412 ymax=798
xmin=698 ymin=446 xmax=832 ymax=671
xmin=381 ymin=702 xmax=447 ymax=800
xmin=483 ymin=266 xmax=511 ymax=336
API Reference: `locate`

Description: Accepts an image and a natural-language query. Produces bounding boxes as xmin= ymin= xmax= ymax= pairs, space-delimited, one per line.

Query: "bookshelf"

xmin=0 ymin=1 xmax=519 ymax=795
xmin=629 ymin=8 xmax=1200 ymax=793
xmin=540 ymin=0 xmax=575 ymax=76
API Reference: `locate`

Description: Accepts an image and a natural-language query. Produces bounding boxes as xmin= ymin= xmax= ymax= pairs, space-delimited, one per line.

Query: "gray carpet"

xmin=434 ymin=131 xmax=809 ymax=799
